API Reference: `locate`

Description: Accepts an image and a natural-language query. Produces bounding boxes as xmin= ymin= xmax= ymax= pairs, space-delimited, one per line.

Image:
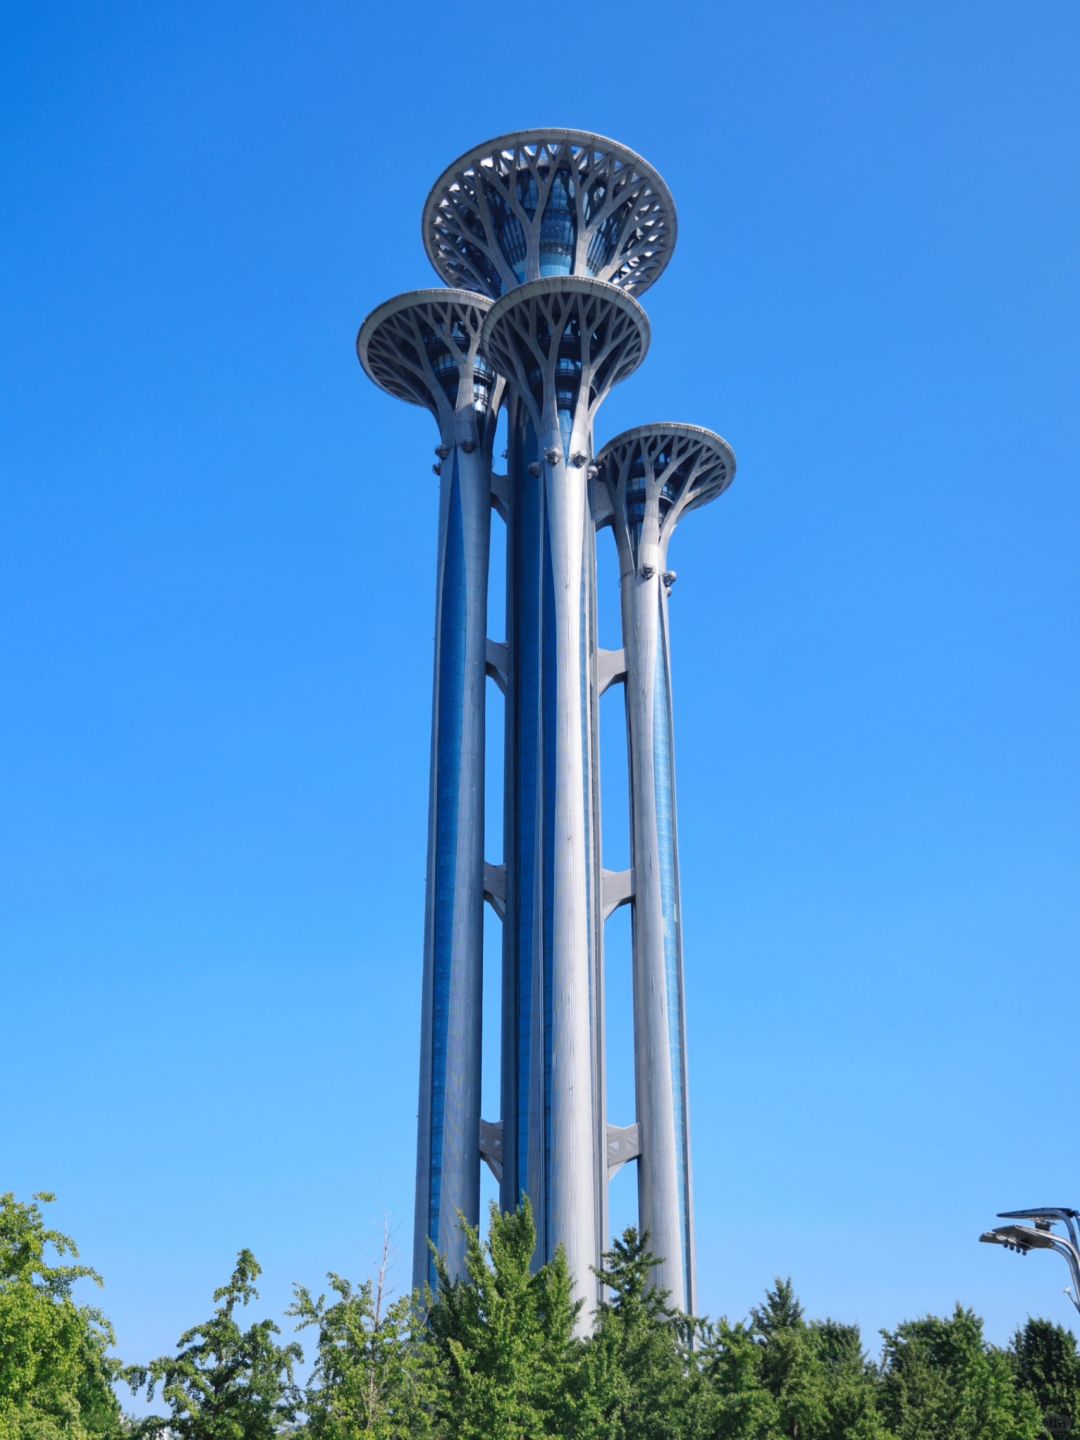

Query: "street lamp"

xmin=980 ymin=1207 xmax=1080 ymax=1314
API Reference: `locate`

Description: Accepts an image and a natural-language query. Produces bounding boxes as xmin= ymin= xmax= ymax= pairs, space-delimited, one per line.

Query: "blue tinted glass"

xmin=539 ymin=168 xmax=576 ymax=277
xmin=579 ymin=556 xmax=593 ymax=1028
xmin=516 ymin=169 xmax=539 ymax=219
xmin=427 ymin=456 xmax=468 ymax=1287
xmin=483 ymin=175 xmax=527 ymax=285
xmin=507 ymin=408 xmax=542 ymax=1206
xmin=652 ymin=596 xmax=692 ymax=1305
xmin=585 ymin=206 xmax=622 ymax=275
xmin=541 ymin=504 xmax=558 ymax=1261
xmin=579 ymin=550 xmax=601 ymax=1211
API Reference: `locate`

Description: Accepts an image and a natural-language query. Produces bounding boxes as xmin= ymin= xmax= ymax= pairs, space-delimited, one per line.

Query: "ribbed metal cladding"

xmin=357 ymin=291 xmax=503 ymax=1292
xmin=498 ymin=399 xmax=600 ymax=1274
xmin=621 ymin=569 xmax=694 ymax=1309
xmin=484 ymin=278 xmax=649 ymax=1322
xmin=413 ymin=439 xmax=493 ymax=1288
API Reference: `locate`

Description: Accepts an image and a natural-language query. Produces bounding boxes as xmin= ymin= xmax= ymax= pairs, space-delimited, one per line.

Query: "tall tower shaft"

xmin=358 ymin=131 xmax=736 ymax=1321
xmin=483 ymin=278 xmax=648 ymax=1303
xmin=599 ymin=425 xmax=736 ymax=1311
xmin=358 ymin=291 xmax=503 ymax=1288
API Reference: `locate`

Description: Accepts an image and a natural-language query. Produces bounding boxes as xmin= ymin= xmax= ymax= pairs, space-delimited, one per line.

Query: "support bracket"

xmin=483 ymin=861 xmax=506 ymax=920
xmin=602 ymin=867 xmax=633 ymax=920
xmin=598 ymin=647 xmax=627 ymax=695
xmin=606 ymin=1122 xmax=641 ymax=1177
xmin=480 ymin=1119 xmax=503 ymax=1182
xmin=490 ymin=471 xmax=510 ymax=521
xmin=590 ymin=475 xmax=614 ymax=528
xmin=486 ymin=639 xmax=508 ymax=694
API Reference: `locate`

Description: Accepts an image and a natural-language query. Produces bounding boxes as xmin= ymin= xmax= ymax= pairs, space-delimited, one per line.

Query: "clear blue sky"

xmin=3 ymin=0 xmax=1078 ymax=1385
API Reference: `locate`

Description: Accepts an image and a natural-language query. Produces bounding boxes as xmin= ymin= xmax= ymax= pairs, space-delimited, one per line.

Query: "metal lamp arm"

xmin=1046 ymin=1237 xmax=1080 ymax=1298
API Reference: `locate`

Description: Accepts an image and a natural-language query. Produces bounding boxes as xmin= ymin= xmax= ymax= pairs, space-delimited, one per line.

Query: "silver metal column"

xmin=358 ymin=291 xmax=503 ymax=1290
xmin=599 ymin=425 xmax=736 ymax=1312
xmin=484 ymin=279 xmax=649 ymax=1318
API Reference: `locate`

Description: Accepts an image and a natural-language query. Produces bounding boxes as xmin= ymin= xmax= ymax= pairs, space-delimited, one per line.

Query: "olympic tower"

xmin=358 ymin=130 xmax=736 ymax=1319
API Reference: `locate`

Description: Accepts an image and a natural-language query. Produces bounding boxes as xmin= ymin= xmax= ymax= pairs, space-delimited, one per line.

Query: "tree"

xmin=128 ymin=1248 xmax=301 ymax=1439
xmin=698 ymin=1319 xmax=781 ymax=1440
xmin=0 ymin=1190 xmax=125 ymax=1440
xmin=748 ymin=1275 xmax=826 ymax=1438
xmin=425 ymin=1199 xmax=587 ymax=1440
xmin=587 ymin=1227 xmax=704 ymax=1440
xmin=755 ymin=1328 xmax=830 ymax=1440
xmin=803 ymin=1320 xmax=889 ymax=1440
xmin=751 ymin=1279 xmax=805 ymax=1341
xmin=1009 ymin=1318 xmax=1080 ymax=1440
xmin=290 ymin=1226 xmax=432 ymax=1439
xmin=878 ymin=1305 xmax=1041 ymax=1440
xmin=746 ymin=1280 xmax=888 ymax=1440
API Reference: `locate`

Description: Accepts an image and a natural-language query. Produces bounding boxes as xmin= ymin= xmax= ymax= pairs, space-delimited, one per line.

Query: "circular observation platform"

xmin=423 ymin=129 xmax=677 ymax=300
xmin=481 ymin=277 xmax=650 ymax=431
xmin=597 ymin=423 xmax=736 ymax=553
xmin=360 ymin=286 xmax=504 ymax=420
xmin=357 ymin=288 xmax=503 ymax=425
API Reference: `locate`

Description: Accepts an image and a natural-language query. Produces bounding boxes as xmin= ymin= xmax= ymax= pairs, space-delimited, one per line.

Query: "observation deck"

xmin=357 ymin=288 xmax=503 ymax=437
xmin=598 ymin=423 xmax=736 ymax=570
xmin=423 ymin=130 xmax=677 ymax=299
xmin=482 ymin=276 xmax=650 ymax=444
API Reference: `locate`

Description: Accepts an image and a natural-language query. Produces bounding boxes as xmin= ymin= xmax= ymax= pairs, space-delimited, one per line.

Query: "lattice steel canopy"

xmin=598 ymin=423 xmax=736 ymax=562
xmin=357 ymin=288 xmax=503 ymax=431
xmin=423 ymin=129 xmax=677 ymax=300
xmin=482 ymin=277 xmax=650 ymax=432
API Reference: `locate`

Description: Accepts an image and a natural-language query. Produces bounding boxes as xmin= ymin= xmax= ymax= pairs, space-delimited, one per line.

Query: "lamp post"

xmin=979 ymin=1207 xmax=1080 ymax=1314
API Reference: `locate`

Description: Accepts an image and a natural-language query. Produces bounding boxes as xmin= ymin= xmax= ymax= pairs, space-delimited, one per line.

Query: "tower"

xmin=358 ymin=132 xmax=736 ymax=1320
xmin=358 ymin=290 xmax=504 ymax=1288
xmin=597 ymin=425 xmax=736 ymax=1309
xmin=482 ymin=277 xmax=648 ymax=1302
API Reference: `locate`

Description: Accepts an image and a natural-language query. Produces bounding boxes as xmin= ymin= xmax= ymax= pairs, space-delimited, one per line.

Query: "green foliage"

xmin=805 ymin=1319 xmax=890 ymax=1440
xmin=128 ymin=1248 xmax=302 ymax=1440
xmin=698 ymin=1319 xmax=781 ymax=1440
xmin=745 ymin=1279 xmax=888 ymax=1440
xmin=0 ymin=1191 xmax=124 ymax=1440
xmin=4 ymin=1190 xmax=1071 ymax=1440
xmin=1009 ymin=1318 xmax=1080 ymax=1440
xmin=751 ymin=1278 xmax=805 ymax=1342
xmin=879 ymin=1305 xmax=1042 ymax=1440
xmin=425 ymin=1199 xmax=587 ymax=1440
xmin=289 ymin=1236 xmax=433 ymax=1440
xmin=749 ymin=1275 xmax=819 ymax=1435
xmin=587 ymin=1227 xmax=706 ymax=1440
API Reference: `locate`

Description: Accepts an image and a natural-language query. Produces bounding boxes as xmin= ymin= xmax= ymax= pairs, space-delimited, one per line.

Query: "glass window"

xmin=651 ymin=603 xmax=693 ymax=1305
xmin=426 ymin=457 xmax=469 ymax=1287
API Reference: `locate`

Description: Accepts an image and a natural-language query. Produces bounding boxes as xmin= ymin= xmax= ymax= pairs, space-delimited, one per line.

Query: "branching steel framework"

xmin=358 ymin=130 xmax=738 ymax=1322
